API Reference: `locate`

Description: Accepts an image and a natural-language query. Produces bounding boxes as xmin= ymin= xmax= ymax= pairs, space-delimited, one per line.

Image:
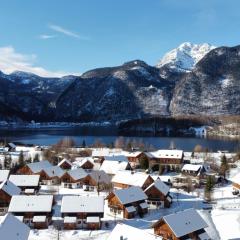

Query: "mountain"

xmin=156 ymin=42 xmax=216 ymax=72
xmin=0 ymin=43 xmax=239 ymax=123
xmin=170 ymin=45 xmax=240 ymax=115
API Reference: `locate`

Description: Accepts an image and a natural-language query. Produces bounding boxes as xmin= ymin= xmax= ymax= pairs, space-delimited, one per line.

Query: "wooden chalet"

xmin=9 ymin=175 xmax=40 ymax=193
xmin=61 ymin=195 xmax=104 ymax=230
xmin=8 ymin=195 xmax=54 ymax=229
xmin=58 ymin=159 xmax=73 ymax=170
xmin=147 ymin=150 xmax=184 ymax=171
xmin=74 ymin=157 xmax=94 ymax=170
xmin=125 ymin=151 xmax=146 ymax=168
xmin=153 ymin=208 xmax=210 ymax=240
xmin=181 ymin=164 xmax=207 ymax=177
xmin=0 ymin=180 xmax=21 ymax=215
xmin=60 ymin=168 xmax=88 ymax=188
xmin=40 ymin=166 xmax=65 ymax=185
xmin=107 ymin=186 xmax=148 ymax=219
xmin=111 ymin=170 xmax=154 ymax=190
xmin=144 ymin=179 xmax=172 ymax=208
xmin=17 ymin=160 xmax=52 ymax=175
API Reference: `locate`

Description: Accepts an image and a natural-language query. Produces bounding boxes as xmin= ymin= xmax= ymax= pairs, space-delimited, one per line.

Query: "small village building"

xmin=61 ymin=168 xmax=88 ymax=188
xmin=8 ymin=195 xmax=54 ymax=228
xmin=58 ymin=158 xmax=73 ymax=170
xmin=41 ymin=166 xmax=65 ymax=185
xmin=107 ymin=223 xmax=162 ymax=240
xmin=61 ymin=195 xmax=104 ymax=230
xmin=144 ymin=179 xmax=171 ymax=208
xmin=107 ymin=186 xmax=148 ymax=219
xmin=74 ymin=157 xmax=94 ymax=169
xmin=100 ymin=155 xmax=131 ymax=178
xmin=111 ymin=170 xmax=154 ymax=190
xmin=0 ymin=213 xmax=30 ymax=240
xmin=9 ymin=175 xmax=40 ymax=193
xmin=18 ymin=160 xmax=52 ymax=175
xmin=147 ymin=150 xmax=184 ymax=171
xmin=231 ymin=172 xmax=240 ymax=192
xmin=0 ymin=170 xmax=10 ymax=184
xmin=0 ymin=180 xmax=21 ymax=215
xmin=125 ymin=151 xmax=146 ymax=168
xmin=153 ymin=208 xmax=210 ymax=240
xmin=181 ymin=164 xmax=207 ymax=177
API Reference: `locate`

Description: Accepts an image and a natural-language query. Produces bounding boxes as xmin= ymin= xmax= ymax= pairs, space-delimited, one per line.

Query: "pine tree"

xmin=18 ymin=151 xmax=24 ymax=167
xmin=33 ymin=153 xmax=40 ymax=162
xmin=139 ymin=155 xmax=149 ymax=170
xmin=220 ymin=154 xmax=229 ymax=180
xmin=4 ymin=155 xmax=12 ymax=169
xmin=204 ymin=176 xmax=215 ymax=201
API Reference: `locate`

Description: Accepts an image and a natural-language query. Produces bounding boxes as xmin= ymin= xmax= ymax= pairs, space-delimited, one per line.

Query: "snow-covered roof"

xmin=92 ymin=148 xmax=111 ymax=157
xmin=58 ymin=158 xmax=72 ymax=167
xmin=9 ymin=175 xmax=40 ymax=187
xmin=124 ymin=151 xmax=142 ymax=158
xmin=8 ymin=195 xmax=53 ymax=213
xmin=64 ymin=216 xmax=76 ymax=223
xmin=104 ymin=155 xmax=128 ymax=162
xmin=0 ymin=180 xmax=21 ymax=196
xmin=0 ymin=170 xmax=10 ymax=182
xmin=231 ymin=172 xmax=240 ymax=185
xmin=32 ymin=216 xmax=46 ymax=223
xmin=158 ymin=209 xmax=208 ymax=238
xmin=144 ymin=179 xmax=170 ymax=196
xmin=61 ymin=196 xmax=104 ymax=213
xmin=67 ymin=168 xmax=88 ymax=180
xmin=0 ymin=213 xmax=30 ymax=240
xmin=113 ymin=186 xmax=148 ymax=205
xmin=27 ymin=160 xmax=52 ymax=173
xmin=89 ymin=170 xmax=111 ymax=184
xmin=43 ymin=166 xmax=65 ymax=178
xmin=149 ymin=150 xmax=183 ymax=159
xmin=100 ymin=159 xmax=130 ymax=175
xmin=112 ymin=170 xmax=152 ymax=187
xmin=86 ymin=216 xmax=100 ymax=223
xmin=108 ymin=223 xmax=162 ymax=240
xmin=182 ymin=164 xmax=203 ymax=172
xmin=74 ymin=157 xmax=94 ymax=167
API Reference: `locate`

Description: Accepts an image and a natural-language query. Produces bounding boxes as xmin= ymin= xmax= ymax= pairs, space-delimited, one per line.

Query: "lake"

xmin=0 ymin=127 xmax=239 ymax=152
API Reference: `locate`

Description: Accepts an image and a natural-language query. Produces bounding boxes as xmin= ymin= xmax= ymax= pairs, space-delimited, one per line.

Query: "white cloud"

xmin=39 ymin=34 xmax=56 ymax=40
xmin=0 ymin=46 xmax=80 ymax=78
xmin=49 ymin=24 xmax=89 ymax=40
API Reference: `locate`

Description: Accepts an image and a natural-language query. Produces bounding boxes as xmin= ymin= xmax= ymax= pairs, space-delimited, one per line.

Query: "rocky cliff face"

xmin=0 ymin=43 xmax=239 ymax=123
xmin=170 ymin=46 xmax=240 ymax=115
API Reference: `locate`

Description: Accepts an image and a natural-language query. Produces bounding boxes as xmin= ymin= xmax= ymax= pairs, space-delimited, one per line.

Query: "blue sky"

xmin=0 ymin=0 xmax=239 ymax=77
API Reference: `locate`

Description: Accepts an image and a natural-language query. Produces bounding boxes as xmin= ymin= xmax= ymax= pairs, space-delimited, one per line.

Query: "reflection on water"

xmin=0 ymin=127 xmax=239 ymax=152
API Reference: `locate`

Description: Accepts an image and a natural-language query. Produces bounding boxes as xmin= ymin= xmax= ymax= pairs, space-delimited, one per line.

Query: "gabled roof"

xmin=154 ymin=208 xmax=208 ymax=238
xmin=0 ymin=180 xmax=21 ymax=196
xmin=108 ymin=223 xmax=161 ymax=240
xmin=100 ymin=159 xmax=130 ymax=175
xmin=8 ymin=195 xmax=53 ymax=213
xmin=113 ymin=186 xmax=147 ymax=205
xmin=61 ymin=195 xmax=104 ymax=213
xmin=0 ymin=170 xmax=10 ymax=183
xmin=124 ymin=151 xmax=142 ymax=158
xmin=67 ymin=168 xmax=88 ymax=180
xmin=0 ymin=213 xmax=30 ymax=240
xmin=27 ymin=160 xmax=52 ymax=173
xmin=144 ymin=179 xmax=169 ymax=196
xmin=231 ymin=172 xmax=240 ymax=185
xmin=58 ymin=159 xmax=73 ymax=167
xmin=74 ymin=157 xmax=94 ymax=167
xmin=89 ymin=170 xmax=111 ymax=184
xmin=112 ymin=170 xmax=152 ymax=187
xmin=182 ymin=164 xmax=204 ymax=172
xmin=43 ymin=166 xmax=65 ymax=178
xmin=148 ymin=150 xmax=183 ymax=159
xmin=9 ymin=175 xmax=40 ymax=187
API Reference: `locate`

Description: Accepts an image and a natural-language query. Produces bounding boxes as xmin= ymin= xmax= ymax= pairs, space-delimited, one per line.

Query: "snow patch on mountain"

xmin=156 ymin=42 xmax=216 ymax=71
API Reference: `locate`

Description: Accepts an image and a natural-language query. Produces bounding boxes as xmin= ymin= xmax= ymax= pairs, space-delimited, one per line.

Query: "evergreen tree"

xmin=220 ymin=154 xmax=229 ymax=179
xmin=18 ymin=151 xmax=24 ymax=167
xmin=33 ymin=153 xmax=40 ymax=162
xmin=204 ymin=176 xmax=215 ymax=201
xmin=139 ymin=155 xmax=149 ymax=170
xmin=4 ymin=155 xmax=12 ymax=169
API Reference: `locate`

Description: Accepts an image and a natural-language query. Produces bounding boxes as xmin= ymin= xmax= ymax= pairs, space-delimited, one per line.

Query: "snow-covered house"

xmin=147 ymin=149 xmax=184 ymax=171
xmin=61 ymin=195 xmax=104 ymax=230
xmin=0 ymin=180 xmax=21 ymax=214
xmin=0 ymin=213 xmax=30 ymax=240
xmin=0 ymin=170 xmax=10 ymax=183
xmin=61 ymin=168 xmax=88 ymax=188
xmin=153 ymin=208 xmax=210 ymax=240
xmin=100 ymin=155 xmax=131 ymax=177
xmin=124 ymin=151 xmax=145 ymax=168
xmin=144 ymin=179 xmax=171 ymax=208
xmin=41 ymin=165 xmax=65 ymax=185
xmin=9 ymin=175 xmax=40 ymax=193
xmin=58 ymin=158 xmax=73 ymax=170
xmin=111 ymin=170 xmax=154 ymax=190
xmin=181 ymin=164 xmax=207 ymax=177
xmin=8 ymin=195 xmax=54 ymax=228
xmin=107 ymin=186 xmax=148 ymax=219
xmin=86 ymin=170 xmax=111 ymax=191
xmin=74 ymin=157 xmax=94 ymax=169
xmin=108 ymin=223 xmax=162 ymax=240
xmin=18 ymin=160 xmax=52 ymax=175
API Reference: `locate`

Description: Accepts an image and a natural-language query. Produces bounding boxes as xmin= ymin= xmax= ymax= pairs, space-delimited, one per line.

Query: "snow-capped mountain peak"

xmin=156 ymin=42 xmax=216 ymax=71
